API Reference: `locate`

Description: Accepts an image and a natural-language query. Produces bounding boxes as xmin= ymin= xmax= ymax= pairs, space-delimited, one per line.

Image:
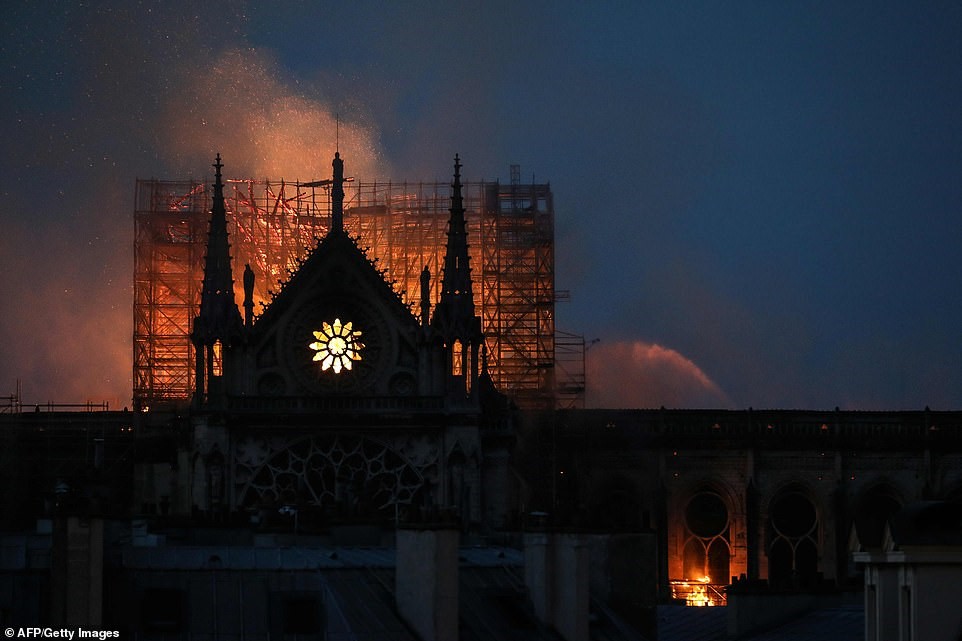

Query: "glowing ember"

xmin=309 ymin=318 xmax=363 ymax=374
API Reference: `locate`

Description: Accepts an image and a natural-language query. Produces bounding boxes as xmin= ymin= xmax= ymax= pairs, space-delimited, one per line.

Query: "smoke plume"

xmin=0 ymin=3 xmax=384 ymax=407
xmin=586 ymin=340 xmax=732 ymax=409
xmin=156 ymin=48 xmax=385 ymax=181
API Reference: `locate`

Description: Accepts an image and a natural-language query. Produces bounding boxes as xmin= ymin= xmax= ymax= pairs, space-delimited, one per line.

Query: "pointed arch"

xmin=680 ymin=488 xmax=733 ymax=584
xmin=767 ymin=484 xmax=820 ymax=587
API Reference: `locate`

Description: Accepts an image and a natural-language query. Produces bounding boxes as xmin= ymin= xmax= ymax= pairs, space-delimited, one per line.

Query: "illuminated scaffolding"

xmin=134 ymin=170 xmax=578 ymax=409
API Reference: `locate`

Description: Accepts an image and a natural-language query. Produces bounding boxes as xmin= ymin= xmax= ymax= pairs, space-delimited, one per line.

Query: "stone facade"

xmin=179 ymin=152 xmax=506 ymax=530
xmin=521 ymin=408 xmax=962 ymax=591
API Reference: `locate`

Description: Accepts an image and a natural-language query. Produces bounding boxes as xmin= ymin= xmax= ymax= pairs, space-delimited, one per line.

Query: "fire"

xmin=669 ymin=576 xmax=727 ymax=607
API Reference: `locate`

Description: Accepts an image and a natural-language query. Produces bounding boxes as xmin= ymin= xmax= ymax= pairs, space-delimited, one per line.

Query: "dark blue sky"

xmin=1 ymin=1 xmax=960 ymax=409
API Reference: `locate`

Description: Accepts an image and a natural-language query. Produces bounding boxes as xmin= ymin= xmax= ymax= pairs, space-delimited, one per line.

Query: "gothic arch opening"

xmin=682 ymin=491 xmax=732 ymax=583
xmin=768 ymin=489 xmax=820 ymax=587
xmin=672 ymin=489 xmax=732 ymax=606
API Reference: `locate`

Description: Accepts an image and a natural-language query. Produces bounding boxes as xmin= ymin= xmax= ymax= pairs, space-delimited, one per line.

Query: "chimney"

xmin=50 ymin=516 xmax=104 ymax=627
xmin=396 ymin=526 xmax=459 ymax=641
xmin=524 ymin=532 xmax=589 ymax=641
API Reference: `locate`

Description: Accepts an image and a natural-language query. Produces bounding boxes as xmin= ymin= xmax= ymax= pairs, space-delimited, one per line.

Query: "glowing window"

xmin=671 ymin=491 xmax=731 ymax=606
xmin=309 ymin=318 xmax=363 ymax=374
xmin=211 ymin=340 xmax=223 ymax=377
xmin=452 ymin=340 xmax=463 ymax=376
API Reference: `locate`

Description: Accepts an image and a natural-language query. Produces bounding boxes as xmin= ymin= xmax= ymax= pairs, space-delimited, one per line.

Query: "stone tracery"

xmin=234 ymin=433 xmax=439 ymax=514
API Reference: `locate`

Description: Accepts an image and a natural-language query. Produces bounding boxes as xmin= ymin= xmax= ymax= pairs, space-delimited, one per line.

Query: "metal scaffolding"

xmin=133 ymin=170 xmax=579 ymax=409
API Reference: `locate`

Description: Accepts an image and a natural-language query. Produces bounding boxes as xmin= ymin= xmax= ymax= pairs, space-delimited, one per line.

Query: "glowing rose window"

xmin=309 ymin=318 xmax=364 ymax=374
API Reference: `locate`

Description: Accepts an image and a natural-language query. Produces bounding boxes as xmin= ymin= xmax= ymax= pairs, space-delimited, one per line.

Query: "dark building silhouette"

xmin=181 ymin=152 xmax=503 ymax=530
xmin=2 ymin=151 xmax=962 ymax=639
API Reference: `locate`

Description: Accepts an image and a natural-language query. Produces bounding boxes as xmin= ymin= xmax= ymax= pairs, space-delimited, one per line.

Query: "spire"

xmin=439 ymin=154 xmax=474 ymax=311
xmin=196 ymin=154 xmax=242 ymax=340
xmin=331 ymin=151 xmax=345 ymax=234
xmin=433 ymin=155 xmax=483 ymax=399
xmin=192 ymin=154 xmax=243 ymax=405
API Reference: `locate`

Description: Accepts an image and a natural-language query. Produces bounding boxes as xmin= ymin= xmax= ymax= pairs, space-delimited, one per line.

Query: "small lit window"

xmin=211 ymin=340 xmax=223 ymax=377
xmin=452 ymin=340 xmax=463 ymax=376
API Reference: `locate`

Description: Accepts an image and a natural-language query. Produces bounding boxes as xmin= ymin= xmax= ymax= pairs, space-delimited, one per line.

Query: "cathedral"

xmin=184 ymin=151 xmax=510 ymax=530
xmin=1 ymin=149 xmax=962 ymax=640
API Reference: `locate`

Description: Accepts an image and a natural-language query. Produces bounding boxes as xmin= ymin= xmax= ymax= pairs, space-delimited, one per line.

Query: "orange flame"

xmin=669 ymin=576 xmax=727 ymax=607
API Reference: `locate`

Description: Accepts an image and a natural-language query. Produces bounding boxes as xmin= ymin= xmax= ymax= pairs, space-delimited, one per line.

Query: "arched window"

xmin=683 ymin=492 xmax=731 ymax=584
xmin=768 ymin=491 xmax=819 ymax=587
xmin=211 ymin=340 xmax=223 ymax=377
xmin=451 ymin=340 xmax=463 ymax=376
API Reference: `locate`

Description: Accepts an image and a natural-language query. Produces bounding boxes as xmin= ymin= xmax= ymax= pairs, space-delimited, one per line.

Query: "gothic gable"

xmin=243 ymin=231 xmax=423 ymax=397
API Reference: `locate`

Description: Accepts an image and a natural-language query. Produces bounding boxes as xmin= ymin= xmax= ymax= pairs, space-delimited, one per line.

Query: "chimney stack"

xmin=524 ymin=532 xmax=589 ymax=641
xmin=396 ymin=525 xmax=459 ymax=641
xmin=50 ymin=516 xmax=104 ymax=628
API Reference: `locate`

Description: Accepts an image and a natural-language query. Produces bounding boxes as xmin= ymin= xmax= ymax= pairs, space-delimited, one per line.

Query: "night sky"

xmin=2 ymin=1 xmax=960 ymax=410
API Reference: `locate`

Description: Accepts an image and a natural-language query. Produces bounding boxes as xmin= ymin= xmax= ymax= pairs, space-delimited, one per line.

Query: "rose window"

xmin=309 ymin=318 xmax=364 ymax=373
